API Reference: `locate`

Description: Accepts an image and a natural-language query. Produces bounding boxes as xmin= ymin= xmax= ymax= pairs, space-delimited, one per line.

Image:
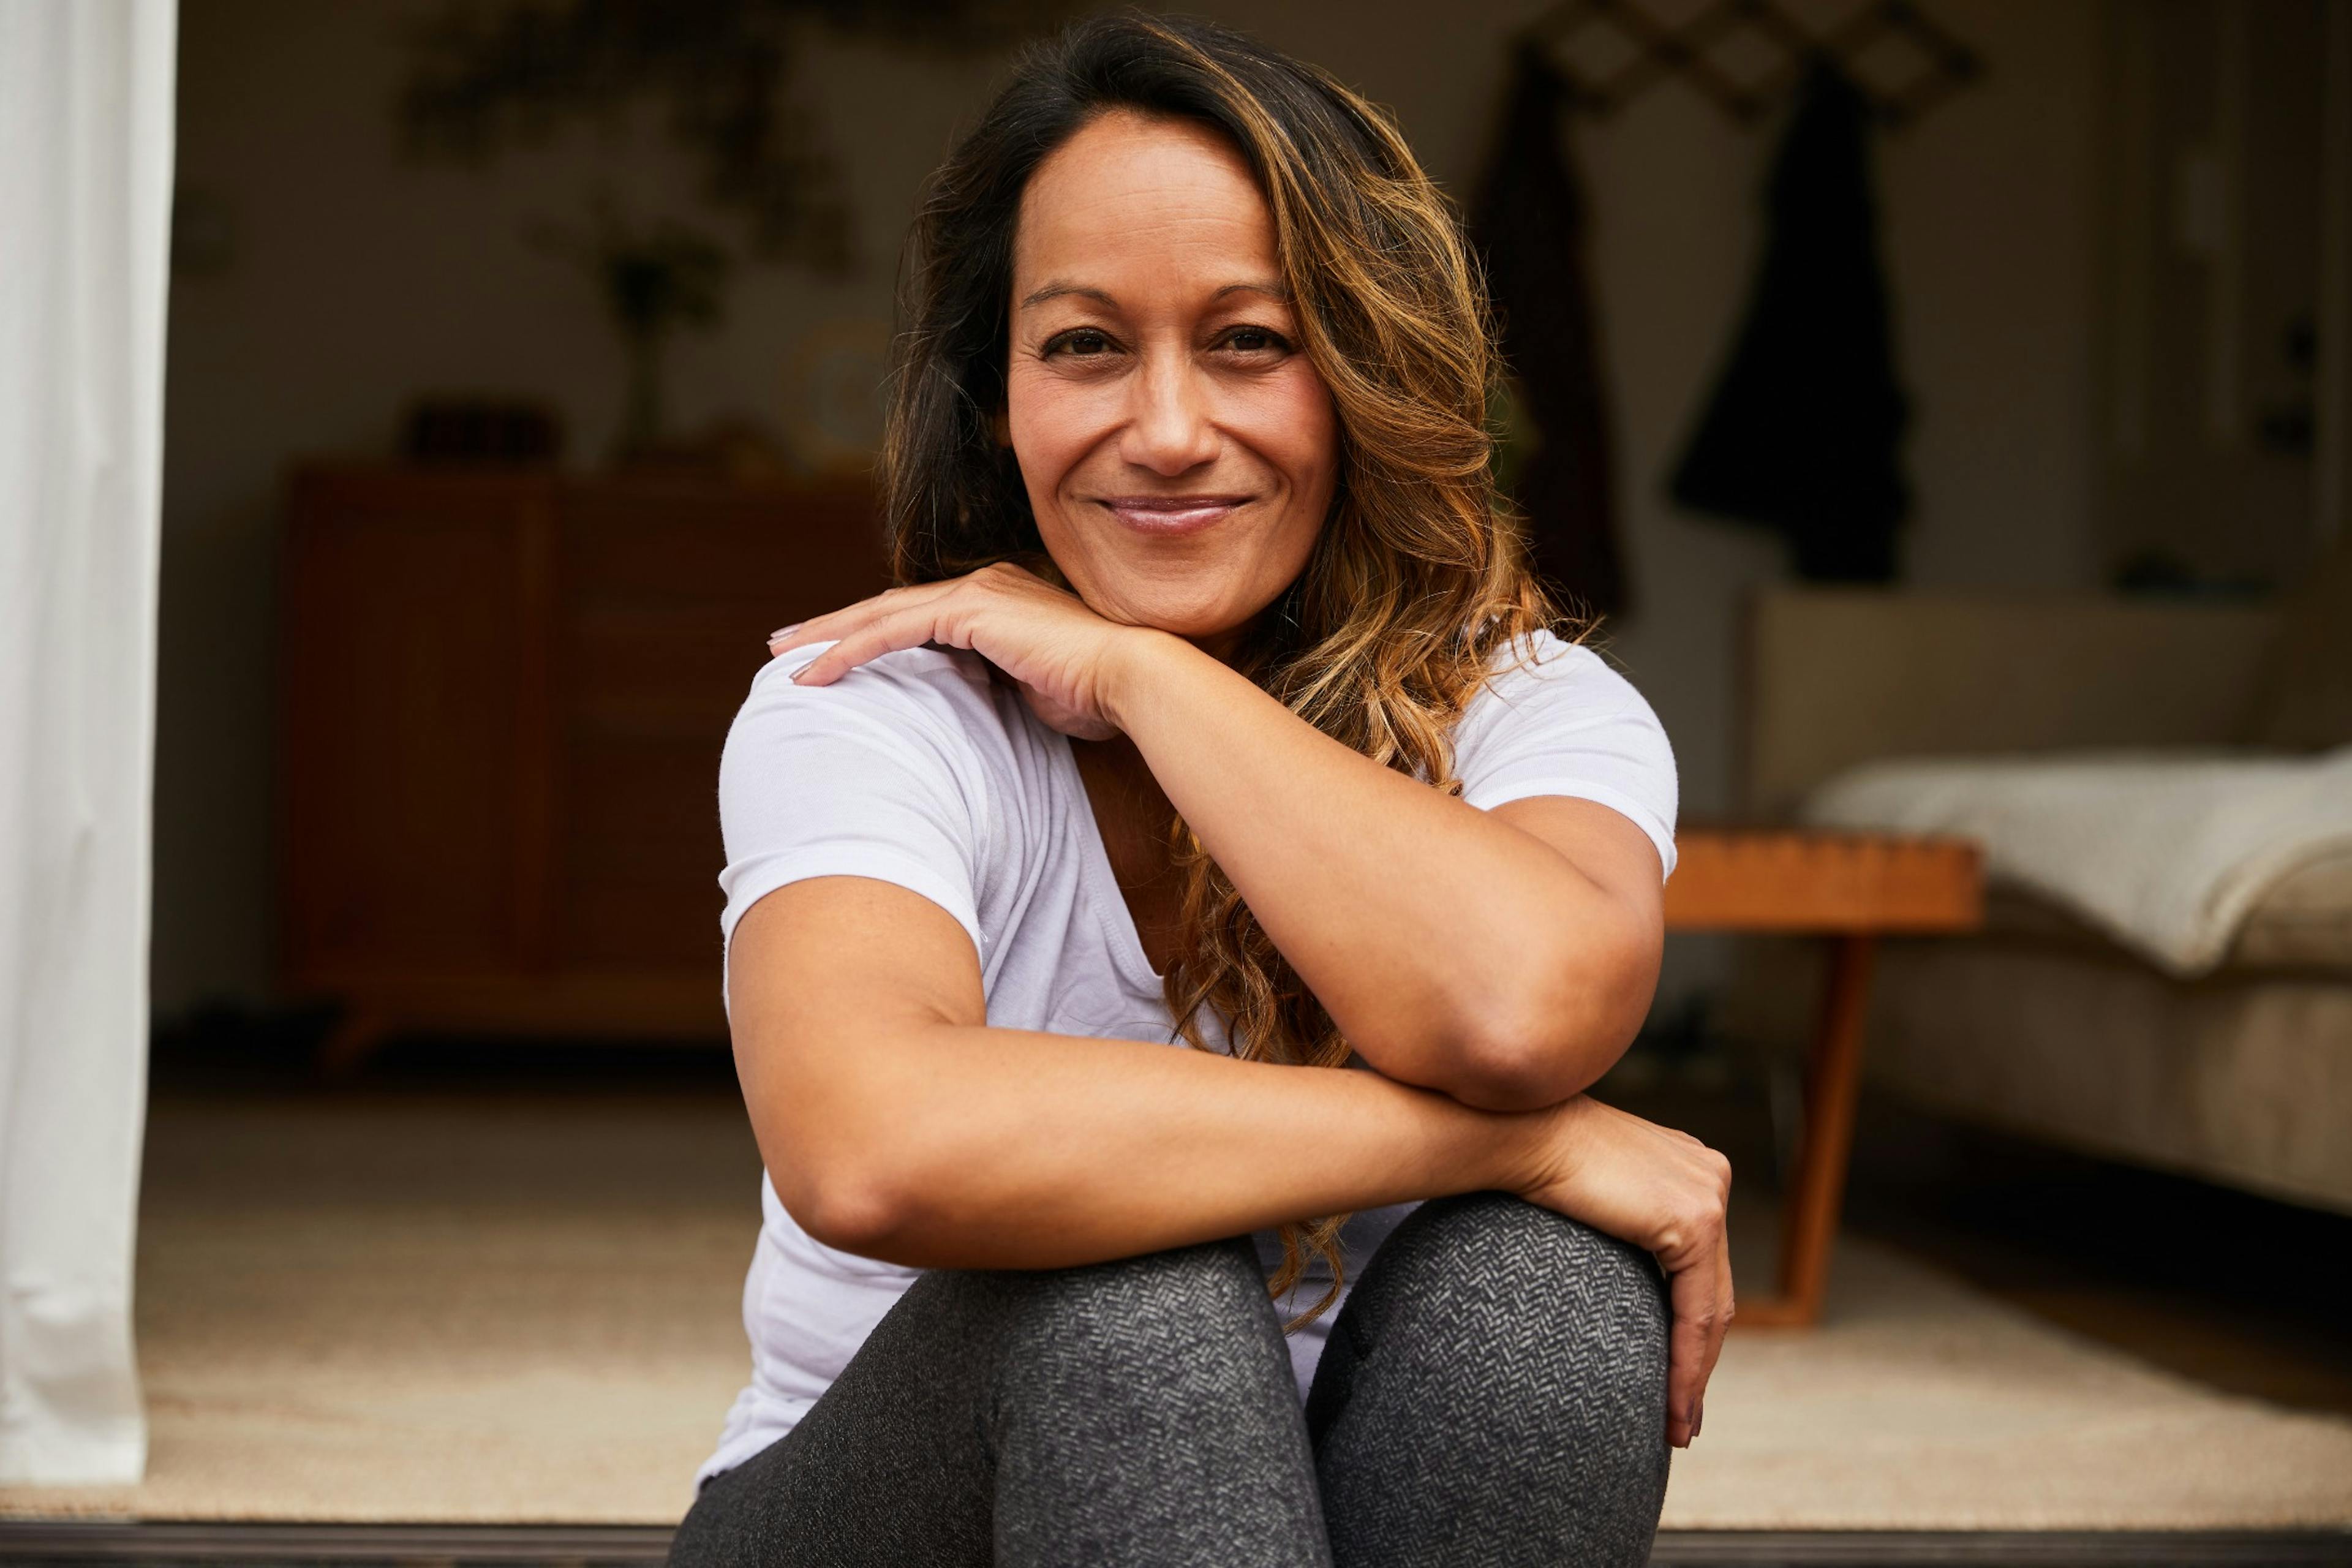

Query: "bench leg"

xmin=1735 ymin=933 xmax=1875 ymax=1329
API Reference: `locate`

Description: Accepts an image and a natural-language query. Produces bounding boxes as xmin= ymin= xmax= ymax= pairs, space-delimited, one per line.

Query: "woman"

xmin=671 ymin=16 xmax=1731 ymax=1567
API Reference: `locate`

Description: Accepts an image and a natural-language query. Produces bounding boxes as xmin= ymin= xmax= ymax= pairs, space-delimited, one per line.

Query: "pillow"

xmin=2250 ymin=540 xmax=2352 ymax=750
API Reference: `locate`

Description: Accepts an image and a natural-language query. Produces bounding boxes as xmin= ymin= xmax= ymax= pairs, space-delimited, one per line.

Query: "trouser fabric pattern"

xmin=666 ymin=1193 xmax=1671 ymax=1567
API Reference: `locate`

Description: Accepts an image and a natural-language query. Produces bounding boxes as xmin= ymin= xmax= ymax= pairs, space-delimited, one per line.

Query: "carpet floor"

xmin=4 ymin=1088 xmax=2350 ymax=1529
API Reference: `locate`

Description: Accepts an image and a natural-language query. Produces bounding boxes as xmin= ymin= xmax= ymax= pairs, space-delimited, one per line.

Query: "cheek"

xmin=1004 ymin=363 xmax=1107 ymax=486
xmin=1258 ymin=367 xmax=1340 ymax=521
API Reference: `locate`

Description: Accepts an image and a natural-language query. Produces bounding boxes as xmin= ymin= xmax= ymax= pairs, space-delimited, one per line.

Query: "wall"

xmin=156 ymin=0 xmax=2105 ymax=1019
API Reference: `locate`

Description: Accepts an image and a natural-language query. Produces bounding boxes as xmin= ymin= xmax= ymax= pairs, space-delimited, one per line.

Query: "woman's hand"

xmin=1513 ymin=1096 xmax=1733 ymax=1449
xmin=769 ymin=563 xmax=1150 ymax=741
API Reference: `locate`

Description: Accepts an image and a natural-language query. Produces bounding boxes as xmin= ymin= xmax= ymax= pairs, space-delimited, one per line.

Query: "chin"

xmin=1101 ymin=576 xmax=1272 ymax=643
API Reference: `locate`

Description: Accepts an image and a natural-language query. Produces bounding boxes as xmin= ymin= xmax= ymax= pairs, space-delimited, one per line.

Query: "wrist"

xmin=1494 ymin=1092 xmax=1589 ymax=1200
xmin=1096 ymin=625 xmax=1191 ymax=734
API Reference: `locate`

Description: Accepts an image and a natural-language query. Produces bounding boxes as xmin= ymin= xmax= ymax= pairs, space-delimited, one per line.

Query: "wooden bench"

xmin=1664 ymin=828 xmax=1985 ymax=1327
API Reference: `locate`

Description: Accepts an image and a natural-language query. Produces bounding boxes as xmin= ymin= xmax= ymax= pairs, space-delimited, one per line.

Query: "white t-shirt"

xmin=697 ymin=628 xmax=1678 ymax=1487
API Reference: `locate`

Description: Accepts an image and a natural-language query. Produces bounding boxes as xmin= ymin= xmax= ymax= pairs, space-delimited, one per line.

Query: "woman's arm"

xmin=734 ymin=875 xmax=1539 ymax=1265
xmin=774 ymin=565 xmax=1664 ymax=1112
xmin=1099 ymin=631 xmax=1662 ymax=1111
xmin=731 ymin=870 xmax=1732 ymax=1446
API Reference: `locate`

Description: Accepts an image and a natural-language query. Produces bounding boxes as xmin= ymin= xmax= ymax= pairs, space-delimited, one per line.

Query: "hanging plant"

xmin=394 ymin=0 xmax=1065 ymax=458
xmin=396 ymin=0 xmax=1051 ymax=267
xmin=529 ymin=197 xmax=731 ymax=458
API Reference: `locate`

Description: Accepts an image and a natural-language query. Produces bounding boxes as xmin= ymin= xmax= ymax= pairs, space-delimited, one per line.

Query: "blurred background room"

xmin=4 ymin=0 xmax=2351 ymax=1560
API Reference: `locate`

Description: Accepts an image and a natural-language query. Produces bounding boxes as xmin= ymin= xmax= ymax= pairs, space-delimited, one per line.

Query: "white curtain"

xmin=0 ymin=0 xmax=176 ymax=1486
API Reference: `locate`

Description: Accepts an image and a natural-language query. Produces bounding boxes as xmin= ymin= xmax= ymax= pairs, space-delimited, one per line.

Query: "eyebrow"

xmin=1017 ymin=279 xmax=1291 ymax=309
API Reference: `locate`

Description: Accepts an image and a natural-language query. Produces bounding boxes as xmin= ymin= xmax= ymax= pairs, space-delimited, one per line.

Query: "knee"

xmin=995 ymin=1237 xmax=1289 ymax=1406
xmin=1363 ymin=1194 xmax=1670 ymax=1415
xmin=1400 ymin=1192 xmax=1666 ymax=1313
xmin=1316 ymin=1201 xmax=1670 ymax=1566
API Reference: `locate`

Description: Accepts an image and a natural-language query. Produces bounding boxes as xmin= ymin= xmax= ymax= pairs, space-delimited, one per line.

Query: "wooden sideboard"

xmin=277 ymin=463 xmax=888 ymax=1065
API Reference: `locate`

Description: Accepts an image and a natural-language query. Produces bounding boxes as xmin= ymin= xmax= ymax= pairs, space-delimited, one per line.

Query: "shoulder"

xmin=717 ymin=645 xmax=1030 ymax=961
xmin=1450 ymin=627 xmax=1679 ymax=875
xmin=719 ymin=644 xmax=1039 ymax=858
xmin=728 ymin=643 xmax=1022 ymax=768
xmin=742 ymin=641 xmax=1007 ymax=723
xmin=1458 ymin=628 xmax=1664 ymax=734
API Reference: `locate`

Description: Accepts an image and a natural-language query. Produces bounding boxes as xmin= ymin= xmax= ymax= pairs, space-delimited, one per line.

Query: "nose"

xmin=1117 ymin=349 xmax=1220 ymax=477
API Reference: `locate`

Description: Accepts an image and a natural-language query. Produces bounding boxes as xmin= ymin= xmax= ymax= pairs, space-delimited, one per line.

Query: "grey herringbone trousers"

xmin=666 ymin=1193 xmax=1672 ymax=1567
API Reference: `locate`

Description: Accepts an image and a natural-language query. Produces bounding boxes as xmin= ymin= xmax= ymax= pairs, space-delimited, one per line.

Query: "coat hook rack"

xmin=1519 ymin=0 xmax=1984 ymax=129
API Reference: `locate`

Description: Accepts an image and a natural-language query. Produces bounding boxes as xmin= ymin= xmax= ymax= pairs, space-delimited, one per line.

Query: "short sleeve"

xmin=1450 ymin=631 xmax=1680 ymax=880
xmin=716 ymin=644 xmax=998 ymax=992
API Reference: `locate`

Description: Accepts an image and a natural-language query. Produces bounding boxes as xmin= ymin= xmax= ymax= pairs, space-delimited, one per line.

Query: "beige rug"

xmin=5 ymin=1090 xmax=2350 ymax=1527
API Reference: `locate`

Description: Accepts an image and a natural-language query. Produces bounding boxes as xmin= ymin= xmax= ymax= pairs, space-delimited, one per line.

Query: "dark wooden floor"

xmin=2 ymin=1521 xmax=2349 ymax=1566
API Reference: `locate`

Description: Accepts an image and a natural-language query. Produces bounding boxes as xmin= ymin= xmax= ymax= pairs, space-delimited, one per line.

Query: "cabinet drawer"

xmin=558 ymin=734 xmax=724 ymax=967
xmin=565 ymin=602 xmax=771 ymax=739
xmin=564 ymin=478 xmax=887 ymax=610
xmin=278 ymin=464 xmax=877 ymax=1035
xmin=281 ymin=479 xmax=548 ymax=974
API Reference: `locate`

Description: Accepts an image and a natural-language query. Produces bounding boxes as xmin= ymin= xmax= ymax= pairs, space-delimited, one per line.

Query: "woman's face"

xmin=1006 ymin=110 xmax=1340 ymax=653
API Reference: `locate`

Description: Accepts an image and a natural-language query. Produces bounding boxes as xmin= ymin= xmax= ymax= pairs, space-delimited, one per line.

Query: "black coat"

xmin=1670 ymin=59 xmax=1912 ymax=581
xmin=1471 ymin=42 xmax=1629 ymax=617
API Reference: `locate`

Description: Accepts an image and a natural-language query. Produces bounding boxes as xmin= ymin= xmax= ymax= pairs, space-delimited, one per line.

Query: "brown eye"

xmin=1046 ymin=328 xmax=1115 ymax=358
xmin=1222 ymin=325 xmax=1291 ymax=355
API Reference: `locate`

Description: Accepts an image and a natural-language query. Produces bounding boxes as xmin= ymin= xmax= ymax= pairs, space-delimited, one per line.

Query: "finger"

xmin=767 ymin=598 xmax=889 ymax=658
xmin=769 ymin=594 xmax=914 ymax=655
xmin=790 ymin=605 xmax=951 ymax=687
xmin=1697 ymin=1231 xmax=1734 ymax=1422
xmin=1663 ymin=1256 xmax=1719 ymax=1449
xmin=1706 ymin=1163 xmax=1735 ymax=1388
xmin=769 ymin=584 xmax=951 ymax=656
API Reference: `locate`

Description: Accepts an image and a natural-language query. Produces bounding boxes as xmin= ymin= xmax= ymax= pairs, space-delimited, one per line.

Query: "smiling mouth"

xmin=1096 ymin=495 xmax=1254 ymax=535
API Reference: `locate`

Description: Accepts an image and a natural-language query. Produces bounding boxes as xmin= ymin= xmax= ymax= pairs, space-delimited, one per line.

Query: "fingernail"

xmin=1692 ymin=1400 xmax=1704 ymax=1439
xmin=769 ymin=623 xmax=801 ymax=641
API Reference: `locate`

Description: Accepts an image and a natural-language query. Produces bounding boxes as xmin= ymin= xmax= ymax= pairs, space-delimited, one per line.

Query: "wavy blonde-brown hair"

xmin=881 ymin=12 xmax=1584 ymax=1318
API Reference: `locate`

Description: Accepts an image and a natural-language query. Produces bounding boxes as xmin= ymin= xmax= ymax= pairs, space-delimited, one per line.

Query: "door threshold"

xmin=0 ymin=1521 xmax=2345 ymax=1566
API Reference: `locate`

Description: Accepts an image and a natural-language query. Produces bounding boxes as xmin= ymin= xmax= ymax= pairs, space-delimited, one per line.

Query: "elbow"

xmin=775 ymin=1153 xmax=921 ymax=1259
xmin=1441 ymin=932 xmax=1657 ymax=1112
xmin=1439 ymin=1028 xmax=1614 ymax=1112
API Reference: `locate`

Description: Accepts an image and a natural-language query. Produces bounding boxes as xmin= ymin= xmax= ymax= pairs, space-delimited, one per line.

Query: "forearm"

xmin=760 ymin=1018 xmax=1540 ymax=1270
xmin=1102 ymin=630 xmax=1643 ymax=1102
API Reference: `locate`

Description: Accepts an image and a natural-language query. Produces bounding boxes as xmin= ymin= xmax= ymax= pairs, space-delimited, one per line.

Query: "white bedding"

xmin=1801 ymin=747 xmax=2352 ymax=976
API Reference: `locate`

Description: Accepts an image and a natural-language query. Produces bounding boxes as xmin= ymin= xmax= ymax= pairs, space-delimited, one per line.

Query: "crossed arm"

xmin=730 ymin=564 xmax=1732 ymax=1446
xmin=1096 ymin=620 xmax=1664 ymax=1110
